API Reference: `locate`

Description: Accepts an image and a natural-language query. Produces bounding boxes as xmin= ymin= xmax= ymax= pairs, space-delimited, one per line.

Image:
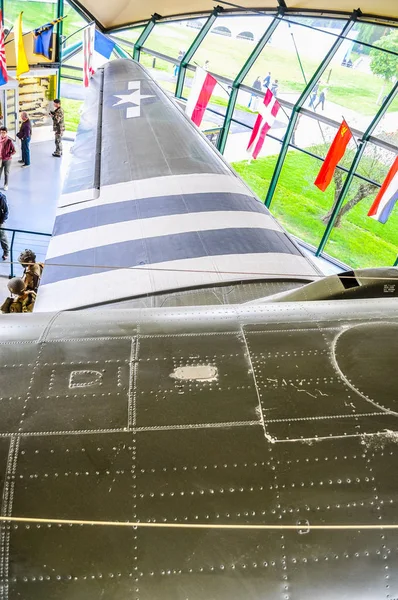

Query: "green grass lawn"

xmin=5 ymin=1 xmax=87 ymax=41
xmin=61 ymin=97 xmax=83 ymax=132
xmin=139 ymin=23 xmax=398 ymax=116
xmin=232 ymin=152 xmax=398 ymax=268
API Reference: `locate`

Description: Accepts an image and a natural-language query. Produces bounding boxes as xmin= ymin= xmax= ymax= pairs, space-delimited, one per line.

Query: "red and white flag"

xmin=185 ymin=67 xmax=217 ymax=127
xmin=247 ymin=89 xmax=280 ymax=160
xmin=83 ymin=23 xmax=95 ymax=87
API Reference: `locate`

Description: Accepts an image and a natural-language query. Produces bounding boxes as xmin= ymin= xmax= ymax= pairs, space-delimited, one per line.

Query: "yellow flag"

xmin=14 ymin=12 xmax=29 ymax=78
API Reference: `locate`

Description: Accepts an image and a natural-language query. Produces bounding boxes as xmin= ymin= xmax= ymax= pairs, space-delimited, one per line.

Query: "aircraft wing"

xmin=36 ymin=59 xmax=320 ymax=311
xmin=0 ymin=300 xmax=398 ymax=597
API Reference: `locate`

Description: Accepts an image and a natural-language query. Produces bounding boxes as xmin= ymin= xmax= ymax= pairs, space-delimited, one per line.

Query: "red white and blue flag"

xmin=368 ymin=155 xmax=398 ymax=224
xmin=247 ymin=88 xmax=280 ymax=159
xmin=83 ymin=26 xmax=116 ymax=87
xmin=185 ymin=67 xmax=217 ymax=127
xmin=0 ymin=11 xmax=8 ymax=86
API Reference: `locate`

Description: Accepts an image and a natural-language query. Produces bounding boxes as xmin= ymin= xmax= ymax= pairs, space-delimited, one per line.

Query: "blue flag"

xmin=93 ymin=31 xmax=115 ymax=66
xmin=34 ymin=18 xmax=64 ymax=59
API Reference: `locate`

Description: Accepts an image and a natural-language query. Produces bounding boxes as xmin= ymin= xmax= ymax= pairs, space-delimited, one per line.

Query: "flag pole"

xmin=4 ymin=16 xmax=67 ymax=47
xmin=62 ymin=20 xmax=94 ymax=46
xmin=342 ymin=115 xmax=359 ymax=148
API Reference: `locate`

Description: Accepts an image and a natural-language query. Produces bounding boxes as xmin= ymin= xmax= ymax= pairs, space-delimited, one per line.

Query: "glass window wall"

xmin=4 ymin=0 xmax=57 ymax=31
xmin=325 ymin=143 xmax=398 ymax=268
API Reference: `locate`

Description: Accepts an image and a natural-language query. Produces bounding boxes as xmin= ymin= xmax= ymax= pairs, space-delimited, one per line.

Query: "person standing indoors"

xmin=49 ymin=99 xmax=65 ymax=158
xmin=0 ymin=191 xmax=9 ymax=261
xmin=16 ymin=112 xmax=32 ymax=167
xmin=0 ymin=127 xmax=16 ymax=190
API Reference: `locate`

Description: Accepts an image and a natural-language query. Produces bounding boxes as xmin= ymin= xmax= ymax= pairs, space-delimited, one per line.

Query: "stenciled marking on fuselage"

xmin=112 ymin=81 xmax=155 ymax=118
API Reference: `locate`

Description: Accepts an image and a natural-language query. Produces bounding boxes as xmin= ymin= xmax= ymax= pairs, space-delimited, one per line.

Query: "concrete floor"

xmin=0 ymin=139 xmax=72 ymax=283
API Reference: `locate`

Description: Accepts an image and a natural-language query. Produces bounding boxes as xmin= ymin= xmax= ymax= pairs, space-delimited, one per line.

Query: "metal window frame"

xmin=264 ymin=9 xmax=361 ymax=208
xmin=217 ymin=9 xmax=282 ymax=154
xmin=175 ymin=7 xmax=222 ymax=99
xmin=316 ymin=81 xmax=398 ymax=255
xmin=133 ymin=13 xmax=161 ymax=62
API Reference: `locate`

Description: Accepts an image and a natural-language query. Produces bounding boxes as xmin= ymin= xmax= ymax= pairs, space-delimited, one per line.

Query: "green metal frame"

xmin=56 ymin=0 xmax=64 ymax=97
xmin=394 ymin=256 xmax=398 ymax=267
xmin=114 ymin=44 xmax=131 ymax=59
xmin=316 ymin=81 xmax=398 ymax=256
xmin=175 ymin=7 xmax=222 ymax=99
xmin=217 ymin=10 xmax=282 ymax=154
xmin=133 ymin=13 xmax=160 ymax=62
xmin=264 ymin=10 xmax=360 ymax=209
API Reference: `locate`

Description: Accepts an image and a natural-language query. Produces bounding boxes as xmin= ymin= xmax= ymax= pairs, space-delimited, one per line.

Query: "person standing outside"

xmin=270 ymin=79 xmax=279 ymax=97
xmin=248 ymin=76 xmax=262 ymax=110
xmin=0 ymin=191 xmax=9 ymax=261
xmin=174 ymin=49 xmax=184 ymax=77
xmin=50 ymin=99 xmax=65 ymax=158
xmin=0 ymin=127 xmax=16 ymax=190
xmin=263 ymin=71 xmax=271 ymax=89
xmin=314 ymin=87 xmax=327 ymax=111
xmin=309 ymin=82 xmax=319 ymax=110
xmin=16 ymin=112 xmax=31 ymax=167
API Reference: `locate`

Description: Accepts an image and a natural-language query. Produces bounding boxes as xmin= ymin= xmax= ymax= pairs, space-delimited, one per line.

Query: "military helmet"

xmin=18 ymin=249 xmax=36 ymax=264
xmin=7 ymin=277 xmax=25 ymax=295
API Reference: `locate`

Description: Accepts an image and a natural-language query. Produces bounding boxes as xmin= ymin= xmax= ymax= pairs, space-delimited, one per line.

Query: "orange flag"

xmin=314 ymin=120 xmax=352 ymax=192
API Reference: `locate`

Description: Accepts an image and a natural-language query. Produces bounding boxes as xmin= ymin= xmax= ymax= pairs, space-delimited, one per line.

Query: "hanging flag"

xmin=0 ymin=11 xmax=8 ymax=86
xmin=93 ymin=31 xmax=115 ymax=70
xmin=314 ymin=120 xmax=352 ymax=191
xmin=368 ymin=156 xmax=398 ymax=224
xmin=247 ymin=88 xmax=280 ymax=160
xmin=185 ymin=67 xmax=217 ymax=127
xmin=33 ymin=17 xmax=65 ymax=60
xmin=14 ymin=12 xmax=29 ymax=79
xmin=83 ymin=23 xmax=95 ymax=87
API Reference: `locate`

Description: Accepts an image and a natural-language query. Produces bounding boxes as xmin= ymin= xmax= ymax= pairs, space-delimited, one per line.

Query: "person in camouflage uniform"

xmin=50 ymin=99 xmax=65 ymax=158
xmin=18 ymin=249 xmax=44 ymax=293
xmin=1 ymin=278 xmax=36 ymax=313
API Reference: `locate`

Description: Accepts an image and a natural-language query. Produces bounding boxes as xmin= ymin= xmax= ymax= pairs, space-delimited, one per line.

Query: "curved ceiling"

xmin=70 ymin=0 xmax=398 ymax=31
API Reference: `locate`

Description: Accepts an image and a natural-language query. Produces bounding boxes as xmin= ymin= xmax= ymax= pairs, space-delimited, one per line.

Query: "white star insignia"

xmin=113 ymin=81 xmax=155 ymax=118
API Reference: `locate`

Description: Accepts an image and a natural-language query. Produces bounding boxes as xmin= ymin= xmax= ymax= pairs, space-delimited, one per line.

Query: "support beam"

xmin=217 ymin=10 xmax=282 ymax=154
xmin=56 ymin=0 xmax=64 ymax=96
xmin=175 ymin=6 xmax=222 ymax=99
xmin=316 ymin=81 xmax=398 ymax=257
xmin=114 ymin=44 xmax=131 ymax=59
xmin=133 ymin=13 xmax=160 ymax=62
xmin=264 ymin=10 xmax=360 ymax=209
